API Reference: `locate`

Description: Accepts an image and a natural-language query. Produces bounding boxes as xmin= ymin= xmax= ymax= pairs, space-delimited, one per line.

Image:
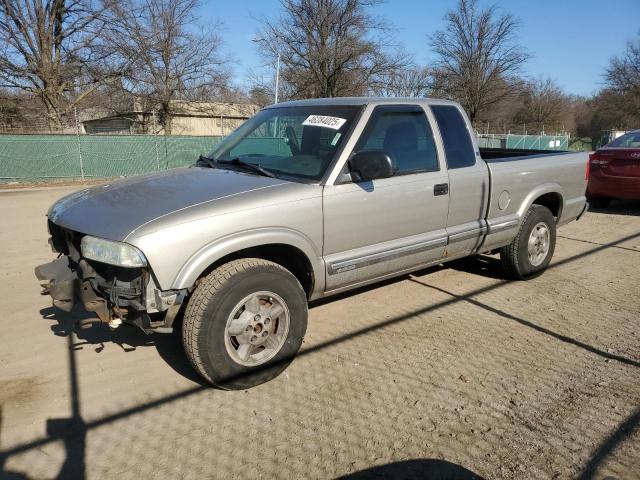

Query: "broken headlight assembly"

xmin=80 ymin=235 xmax=147 ymax=268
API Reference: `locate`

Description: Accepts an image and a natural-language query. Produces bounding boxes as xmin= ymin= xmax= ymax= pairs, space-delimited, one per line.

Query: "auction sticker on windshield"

xmin=302 ymin=115 xmax=347 ymax=130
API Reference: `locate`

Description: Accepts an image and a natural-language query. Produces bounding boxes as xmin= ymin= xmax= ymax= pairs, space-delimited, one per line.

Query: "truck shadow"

xmin=311 ymin=255 xmax=505 ymax=310
xmin=446 ymin=255 xmax=505 ymax=279
xmin=40 ymin=306 xmax=206 ymax=385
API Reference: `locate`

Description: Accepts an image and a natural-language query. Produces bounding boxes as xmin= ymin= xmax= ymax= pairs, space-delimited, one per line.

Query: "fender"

xmin=516 ymin=182 xmax=565 ymax=224
xmin=171 ymin=227 xmax=325 ymax=296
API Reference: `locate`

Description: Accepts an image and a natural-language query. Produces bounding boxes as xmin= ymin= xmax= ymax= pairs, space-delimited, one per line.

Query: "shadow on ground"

xmin=588 ymin=199 xmax=640 ymax=217
xmin=336 ymin=459 xmax=484 ymax=480
xmin=2 ymin=230 xmax=639 ymax=479
xmin=446 ymin=255 xmax=505 ymax=280
xmin=40 ymin=305 xmax=205 ymax=385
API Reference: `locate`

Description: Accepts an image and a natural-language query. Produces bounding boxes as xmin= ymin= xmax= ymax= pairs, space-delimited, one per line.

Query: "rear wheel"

xmin=500 ymin=205 xmax=556 ymax=280
xmin=182 ymin=258 xmax=308 ymax=389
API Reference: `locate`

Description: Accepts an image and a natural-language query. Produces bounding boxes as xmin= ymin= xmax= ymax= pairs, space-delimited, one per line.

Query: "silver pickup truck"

xmin=35 ymin=98 xmax=588 ymax=389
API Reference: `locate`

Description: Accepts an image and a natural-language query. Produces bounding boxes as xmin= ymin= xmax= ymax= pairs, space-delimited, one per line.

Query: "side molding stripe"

xmin=447 ymin=226 xmax=487 ymax=243
xmin=328 ymin=237 xmax=447 ymax=275
xmin=487 ymin=219 xmax=519 ymax=234
xmin=328 ymin=220 xmax=516 ymax=277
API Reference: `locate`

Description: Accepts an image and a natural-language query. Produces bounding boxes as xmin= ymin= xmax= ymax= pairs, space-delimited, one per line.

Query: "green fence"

xmin=477 ymin=134 xmax=570 ymax=151
xmin=505 ymin=134 xmax=569 ymax=150
xmin=477 ymin=136 xmax=504 ymax=149
xmin=1 ymin=132 xmax=583 ymax=182
xmin=0 ymin=134 xmax=223 ymax=181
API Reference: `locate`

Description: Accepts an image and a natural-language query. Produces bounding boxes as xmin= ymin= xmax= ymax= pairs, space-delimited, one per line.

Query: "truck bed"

xmin=479 ymin=148 xmax=588 ymax=252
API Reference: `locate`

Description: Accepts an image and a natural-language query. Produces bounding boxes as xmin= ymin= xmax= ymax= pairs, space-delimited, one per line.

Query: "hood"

xmin=49 ymin=167 xmax=289 ymax=241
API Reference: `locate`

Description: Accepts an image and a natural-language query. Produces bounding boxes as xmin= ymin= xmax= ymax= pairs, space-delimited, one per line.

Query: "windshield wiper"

xmin=218 ymin=158 xmax=276 ymax=178
xmin=196 ymin=154 xmax=217 ymax=168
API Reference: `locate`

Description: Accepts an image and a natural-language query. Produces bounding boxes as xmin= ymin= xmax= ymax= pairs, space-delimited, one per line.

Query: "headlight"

xmin=81 ymin=236 xmax=147 ymax=267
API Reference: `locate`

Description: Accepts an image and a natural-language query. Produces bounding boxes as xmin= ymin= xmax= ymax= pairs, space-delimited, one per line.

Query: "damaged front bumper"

xmin=36 ymin=248 xmax=186 ymax=333
xmin=35 ymin=256 xmax=115 ymax=327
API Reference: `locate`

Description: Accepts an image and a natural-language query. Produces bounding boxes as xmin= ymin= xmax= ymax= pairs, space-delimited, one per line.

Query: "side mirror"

xmin=348 ymin=150 xmax=393 ymax=182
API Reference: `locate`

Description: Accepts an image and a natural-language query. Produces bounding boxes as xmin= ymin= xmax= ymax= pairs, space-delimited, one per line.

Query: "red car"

xmin=587 ymin=129 xmax=640 ymax=207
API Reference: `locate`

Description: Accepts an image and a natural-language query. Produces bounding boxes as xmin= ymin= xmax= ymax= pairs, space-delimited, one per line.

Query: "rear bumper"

xmin=576 ymin=201 xmax=588 ymax=220
xmin=587 ymin=171 xmax=640 ymax=199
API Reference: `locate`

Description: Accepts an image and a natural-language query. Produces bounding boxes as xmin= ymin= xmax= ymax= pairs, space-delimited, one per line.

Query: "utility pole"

xmin=74 ymin=106 xmax=85 ymax=179
xmin=274 ymin=53 xmax=281 ymax=104
xmin=152 ymin=111 xmax=160 ymax=171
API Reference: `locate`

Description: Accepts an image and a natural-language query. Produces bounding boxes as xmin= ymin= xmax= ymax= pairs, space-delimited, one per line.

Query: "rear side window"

xmin=431 ymin=105 xmax=476 ymax=169
xmin=355 ymin=105 xmax=439 ymax=174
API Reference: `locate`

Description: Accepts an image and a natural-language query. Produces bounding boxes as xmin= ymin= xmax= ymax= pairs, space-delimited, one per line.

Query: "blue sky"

xmin=199 ymin=0 xmax=640 ymax=96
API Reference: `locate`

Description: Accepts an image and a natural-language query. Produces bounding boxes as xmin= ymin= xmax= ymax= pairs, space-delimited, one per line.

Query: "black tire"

xmin=182 ymin=258 xmax=308 ymax=389
xmin=500 ymin=204 xmax=556 ymax=280
xmin=589 ymin=197 xmax=611 ymax=209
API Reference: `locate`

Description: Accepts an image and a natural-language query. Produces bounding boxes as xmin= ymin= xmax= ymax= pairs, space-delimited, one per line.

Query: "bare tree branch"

xmin=605 ymin=35 xmax=640 ymax=93
xmin=429 ymin=0 xmax=529 ymax=121
xmin=254 ymin=0 xmax=410 ymax=100
xmin=104 ymin=0 xmax=231 ymax=134
xmin=0 ymin=0 xmax=116 ymax=128
xmin=370 ymin=66 xmax=433 ymax=98
xmin=513 ymin=77 xmax=572 ymax=132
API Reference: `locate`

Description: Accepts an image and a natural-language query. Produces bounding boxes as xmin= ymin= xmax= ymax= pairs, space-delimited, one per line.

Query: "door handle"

xmin=434 ymin=183 xmax=449 ymax=196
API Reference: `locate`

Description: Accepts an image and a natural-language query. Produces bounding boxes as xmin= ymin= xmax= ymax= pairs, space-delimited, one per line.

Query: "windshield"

xmin=607 ymin=131 xmax=640 ymax=148
xmin=208 ymin=105 xmax=362 ymax=181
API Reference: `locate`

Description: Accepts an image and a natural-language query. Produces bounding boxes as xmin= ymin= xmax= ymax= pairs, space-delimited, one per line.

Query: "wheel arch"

xmin=172 ymin=228 xmax=324 ymax=298
xmin=518 ymin=184 xmax=564 ymax=223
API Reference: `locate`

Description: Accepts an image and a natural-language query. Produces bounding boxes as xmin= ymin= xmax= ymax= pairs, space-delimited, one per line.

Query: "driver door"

xmin=322 ymin=105 xmax=450 ymax=292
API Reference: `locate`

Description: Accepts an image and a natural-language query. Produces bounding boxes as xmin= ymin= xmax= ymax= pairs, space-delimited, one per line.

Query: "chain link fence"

xmin=0 ymin=134 xmax=222 ymax=181
xmin=477 ymin=133 xmax=571 ymax=150
xmin=1 ymin=130 xmax=590 ymax=183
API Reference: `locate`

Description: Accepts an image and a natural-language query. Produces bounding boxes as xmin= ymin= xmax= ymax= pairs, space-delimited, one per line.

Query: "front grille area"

xmin=89 ymin=260 xmax=145 ymax=306
xmin=48 ymin=220 xmax=84 ymax=259
xmin=47 ymin=220 xmax=146 ymax=311
xmin=48 ymin=220 xmax=68 ymax=254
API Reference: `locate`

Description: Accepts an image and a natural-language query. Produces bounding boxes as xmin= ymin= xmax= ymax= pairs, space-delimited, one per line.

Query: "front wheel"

xmin=500 ymin=204 xmax=556 ymax=280
xmin=182 ymin=258 xmax=308 ymax=389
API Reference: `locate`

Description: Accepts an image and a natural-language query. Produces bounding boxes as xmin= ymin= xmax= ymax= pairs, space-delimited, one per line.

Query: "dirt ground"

xmin=0 ymin=186 xmax=639 ymax=480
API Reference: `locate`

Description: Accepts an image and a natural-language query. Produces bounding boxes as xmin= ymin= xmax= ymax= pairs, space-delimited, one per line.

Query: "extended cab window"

xmin=354 ymin=105 xmax=439 ymax=175
xmin=431 ymin=105 xmax=476 ymax=169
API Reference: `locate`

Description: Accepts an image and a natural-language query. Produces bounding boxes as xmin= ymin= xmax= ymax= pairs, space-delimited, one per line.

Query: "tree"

xmin=605 ymin=34 xmax=640 ymax=95
xmin=430 ymin=0 xmax=529 ymax=122
xmin=601 ymin=33 xmax=640 ymax=128
xmin=574 ymin=89 xmax=639 ymax=144
xmin=254 ymin=0 xmax=409 ymax=99
xmin=371 ymin=66 xmax=433 ymax=98
xmin=514 ymin=77 xmax=572 ymax=133
xmin=0 ymin=88 xmax=23 ymax=130
xmin=106 ymin=0 xmax=230 ymax=134
xmin=573 ymin=34 xmax=640 ymax=144
xmin=248 ymin=85 xmax=273 ymax=107
xmin=0 ymin=0 xmax=113 ymax=128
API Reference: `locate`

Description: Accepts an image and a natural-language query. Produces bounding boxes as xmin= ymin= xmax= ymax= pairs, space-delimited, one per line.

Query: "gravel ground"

xmin=1 ymin=186 xmax=639 ymax=480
